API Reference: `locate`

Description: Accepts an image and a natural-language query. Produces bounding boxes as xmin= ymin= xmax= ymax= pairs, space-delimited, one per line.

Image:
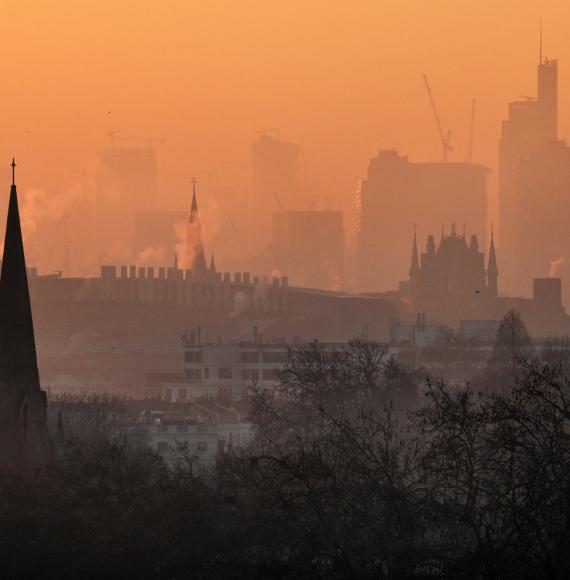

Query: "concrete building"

xmin=271 ymin=210 xmax=345 ymax=290
xmin=356 ymin=150 xmax=488 ymax=292
xmin=138 ymin=401 xmax=255 ymax=469
xmin=162 ymin=335 xmax=290 ymax=401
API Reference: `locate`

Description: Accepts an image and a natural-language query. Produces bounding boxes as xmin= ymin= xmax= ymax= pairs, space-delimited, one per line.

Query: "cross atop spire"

xmin=11 ymin=158 xmax=16 ymax=187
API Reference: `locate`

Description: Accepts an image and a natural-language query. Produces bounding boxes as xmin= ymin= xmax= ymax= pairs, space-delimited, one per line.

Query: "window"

xmin=177 ymin=425 xmax=188 ymax=433
xmin=241 ymin=351 xmax=259 ymax=363
xmin=164 ymin=388 xmax=172 ymax=402
xmin=184 ymin=350 xmax=202 ymax=363
xmin=178 ymin=389 xmax=187 ymax=402
xmin=262 ymin=350 xmax=289 ymax=363
xmin=218 ymin=368 xmax=232 ymax=379
xmin=158 ymin=425 xmax=169 ymax=433
xmin=241 ymin=369 xmax=260 ymax=381
xmin=185 ymin=368 xmax=202 ymax=381
xmin=262 ymin=369 xmax=278 ymax=381
xmin=204 ymin=367 xmax=210 ymax=379
xmin=197 ymin=441 xmax=208 ymax=453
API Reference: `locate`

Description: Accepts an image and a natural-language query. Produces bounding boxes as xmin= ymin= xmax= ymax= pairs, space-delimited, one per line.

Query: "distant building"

xmin=95 ymin=144 xmax=159 ymax=264
xmin=516 ymin=140 xmax=570 ymax=304
xmin=375 ymin=225 xmax=570 ymax=336
xmin=251 ymin=132 xmax=302 ymax=252
xmin=405 ymin=225 xmax=497 ymax=317
xmin=356 ymin=150 xmax=488 ymax=291
xmin=136 ymin=401 xmax=256 ymax=469
xmin=0 ymin=163 xmax=50 ymax=469
xmin=162 ymin=336 xmax=289 ymax=402
xmin=271 ymin=210 xmax=345 ymax=289
xmin=133 ymin=209 xmax=187 ymax=265
xmin=499 ymin=50 xmax=558 ymax=294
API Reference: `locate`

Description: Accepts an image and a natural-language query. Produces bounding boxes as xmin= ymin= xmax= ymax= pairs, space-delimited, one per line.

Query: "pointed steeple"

xmin=0 ymin=159 xmax=40 ymax=388
xmin=209 ymin=250 xmax=216 ymax=273
xmin=186 ymin=178 xmax=207 ymax=273
xmin=190 ymin=177 xmax=199 ymax=220
xmin=487 ymin=226 xmax=499 ymax=297
xmin=410 ymin=227 xmax=420 ymax=279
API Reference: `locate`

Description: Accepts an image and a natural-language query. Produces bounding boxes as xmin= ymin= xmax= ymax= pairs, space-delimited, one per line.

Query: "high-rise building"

xmin=271 ymin=210 xmax=345 ymax=290
xmin=251 ymin=132 xmax=302 ymax=252
xmin=95 ymin=144 xmax=159 ymax=264
xmin=0 ymin=162 xmax=50 ymax=469
xmin=516 ymin=140 xmax=570 ymax=304
xmin=499 ymin=48 xmax=558 ymax=294
xmin=356 ymin=150 xmax=488 ymax=291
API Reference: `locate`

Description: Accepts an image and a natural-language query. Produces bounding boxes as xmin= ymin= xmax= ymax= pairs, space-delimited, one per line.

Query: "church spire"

xmin=410 ymin=226 xmax=420 ymax=279
xmin=186 ymin=178 xmax=207 ymax=273
xmin=487 ymin=226 xmax=499 ymax=297
xmin=0 ymin=159 xmax=40 ymax=387
xmin=190 ymin=177 xmax=199 ymax=219
xmin=209 ymin=250 xmax=216 ymax=273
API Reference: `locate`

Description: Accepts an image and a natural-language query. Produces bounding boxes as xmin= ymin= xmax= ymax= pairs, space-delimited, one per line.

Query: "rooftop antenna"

xmin=11 ymin=158 xmax=16 ymax=186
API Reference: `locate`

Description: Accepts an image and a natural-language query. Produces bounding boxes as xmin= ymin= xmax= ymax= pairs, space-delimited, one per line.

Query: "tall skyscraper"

xmin=499 ymin=45 xmax=558 ymax=294
xmin=356 ymin=150 xmax=488 ymax=291
xmin=251 ymin=132 xmax=302 ymax=252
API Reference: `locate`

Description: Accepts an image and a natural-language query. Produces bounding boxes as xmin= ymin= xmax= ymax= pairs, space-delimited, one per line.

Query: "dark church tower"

xmin=487 ymin=230 xmax=499 ymax=298
xmin=0 ymin=160 xmax=49 ymax=469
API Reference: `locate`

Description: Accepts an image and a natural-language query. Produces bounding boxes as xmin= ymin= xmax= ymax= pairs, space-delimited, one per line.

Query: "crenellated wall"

xmin=28 ymin=266 xmax=289 ymax=314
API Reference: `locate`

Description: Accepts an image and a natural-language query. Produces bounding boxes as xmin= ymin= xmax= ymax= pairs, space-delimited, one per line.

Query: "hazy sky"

xmin=0 ymin=0 xmax=568 ymax=238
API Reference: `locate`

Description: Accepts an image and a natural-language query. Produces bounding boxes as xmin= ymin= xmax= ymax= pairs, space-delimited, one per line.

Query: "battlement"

xmin=101 ymin=265 xmax=289 ymax=288
xmin=27 ymin=265 xmax=290 ymax=314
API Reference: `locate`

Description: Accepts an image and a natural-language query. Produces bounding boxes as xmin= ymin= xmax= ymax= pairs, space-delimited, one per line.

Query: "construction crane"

xmin=465 ymin=98 xmax=476 ymax=163
xmin=422 ymin=75 xmax=453 ymax=162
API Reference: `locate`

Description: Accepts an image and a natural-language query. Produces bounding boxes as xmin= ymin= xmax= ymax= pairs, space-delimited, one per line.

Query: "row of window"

xmin=185 ymin=368 xmax=279 ymax=381
xmin=156 ymin=441 xmax=208 ymax=453
xmin=184 ymin=350 xmax=289 ymax=364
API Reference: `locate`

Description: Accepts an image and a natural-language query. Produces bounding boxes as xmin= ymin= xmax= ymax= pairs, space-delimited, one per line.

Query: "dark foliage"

xmin=1 ymin=340 xmax=569 ymax=579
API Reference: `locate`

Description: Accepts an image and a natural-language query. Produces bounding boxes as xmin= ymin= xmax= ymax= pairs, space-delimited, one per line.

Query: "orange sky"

xmin=0 ymin=0 xmax=568 ymax=242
